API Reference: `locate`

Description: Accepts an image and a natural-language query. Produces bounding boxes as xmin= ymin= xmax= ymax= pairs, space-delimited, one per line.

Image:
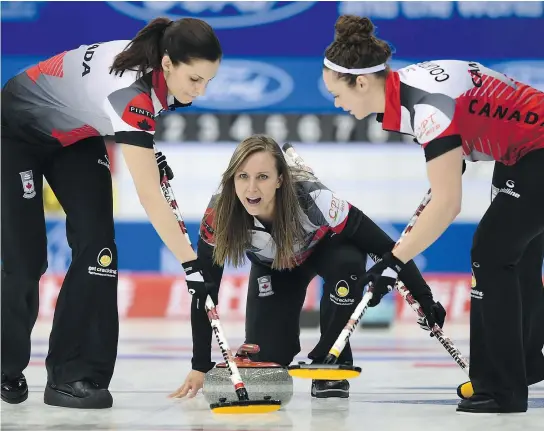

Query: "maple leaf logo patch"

xmin=137 ymin=119 xmax=152 ymax=131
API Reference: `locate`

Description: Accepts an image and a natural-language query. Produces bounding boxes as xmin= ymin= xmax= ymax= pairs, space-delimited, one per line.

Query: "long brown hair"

xmin=212 ymin=135 xmax=306 ymax=270
xmin=111 ymin=17 xmax=222 ymax=77
xmin=324 ymin=15 xmax=392 ymax=86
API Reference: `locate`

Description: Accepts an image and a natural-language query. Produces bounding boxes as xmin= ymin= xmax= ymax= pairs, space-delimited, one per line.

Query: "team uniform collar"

xmin=152 ymin=69 xmax=192 ymax=111
xmin=376 ymin=71 xmax=401 ymax=132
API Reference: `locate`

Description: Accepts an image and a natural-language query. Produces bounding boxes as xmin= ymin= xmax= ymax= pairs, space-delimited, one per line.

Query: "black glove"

xmin=182 ymin=258 xmax=216 ymax=308
xmin=417 ymin=298 xmax=446 ymax=336
xmin=365 ymin=252 xmax=406 ymax=307
xmin=155 ymin=151 xmax=174 ymax=182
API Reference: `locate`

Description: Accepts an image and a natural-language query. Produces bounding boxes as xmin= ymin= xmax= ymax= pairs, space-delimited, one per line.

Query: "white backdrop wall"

xmin=115 ymin=143 xmax=496 ymax=222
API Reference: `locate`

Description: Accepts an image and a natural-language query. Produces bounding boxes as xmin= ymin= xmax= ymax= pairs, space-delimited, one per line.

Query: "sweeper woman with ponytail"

xmin=1 ymin=17 xmax=221 ymax=409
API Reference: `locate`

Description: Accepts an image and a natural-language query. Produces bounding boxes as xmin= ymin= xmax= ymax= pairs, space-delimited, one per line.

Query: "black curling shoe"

xmin=457 ymin=395 xmax=527 ymax=414
xmin=1 ymin=373 xmax=28 ymax=404
xmin=311 ymin=379 xmax=350 ymax=399
xmin=44 ymin=380 xmax=113 ymax=409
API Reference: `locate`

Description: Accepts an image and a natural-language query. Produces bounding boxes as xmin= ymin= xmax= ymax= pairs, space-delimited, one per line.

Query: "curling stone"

xmin=203 ymin=344 xmax=293 ymax=408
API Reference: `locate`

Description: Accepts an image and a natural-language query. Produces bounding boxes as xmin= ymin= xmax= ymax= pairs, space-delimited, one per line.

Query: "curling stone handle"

xmin=235 ymin=387 xmax=250 ymax=401
xmin=236 ymin=343 xmax=260 ymax=357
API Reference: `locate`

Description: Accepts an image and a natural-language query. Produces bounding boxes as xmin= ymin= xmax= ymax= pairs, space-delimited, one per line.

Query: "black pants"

xmin=244 ymin=236 xmax=367 ymax=367
xmin=1 ymin=127 xmax=118 ymax=387
xmin=469 ymin=149 xmax=544 ymax=408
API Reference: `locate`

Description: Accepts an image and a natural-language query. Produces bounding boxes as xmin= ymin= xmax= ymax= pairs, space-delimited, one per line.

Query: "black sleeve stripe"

xmin=424 ymin=135 xmax=463 ymax=162
xmin=114 ymin=131 xmax=154 ymax=148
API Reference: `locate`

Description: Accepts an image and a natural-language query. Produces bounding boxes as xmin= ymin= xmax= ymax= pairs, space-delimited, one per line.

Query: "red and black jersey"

xmin=2 ymin=40 xmax=189 ymax=148
xmin=379 ymin=60 xmax=544 ymax=165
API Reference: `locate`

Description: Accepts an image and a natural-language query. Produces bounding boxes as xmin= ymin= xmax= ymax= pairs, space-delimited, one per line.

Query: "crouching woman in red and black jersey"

xmin=1 ymin=18 xmax=221 ymax=408
xmin=169 ymin=135 xmax=445 ymax=400
xmin=321 ymin=14 xmax=544 ymax=414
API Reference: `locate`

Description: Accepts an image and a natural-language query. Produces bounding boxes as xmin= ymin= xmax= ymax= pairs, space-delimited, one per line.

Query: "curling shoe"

xmin=44 ymin=380 xmax=113 ymax=409
xmin=457 ymin=395 xmax=527 ymax=414
xmin=311 ymin=379 xmax=349 ymax=399
xmin=1 ymin=373 xmax=28 ymax=404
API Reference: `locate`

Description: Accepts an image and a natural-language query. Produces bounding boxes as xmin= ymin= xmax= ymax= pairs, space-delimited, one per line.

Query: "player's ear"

xmin=356 ymin=75 xmax=370 ymax=93
xmin=162 ymin=55 xmax=172 ymax=74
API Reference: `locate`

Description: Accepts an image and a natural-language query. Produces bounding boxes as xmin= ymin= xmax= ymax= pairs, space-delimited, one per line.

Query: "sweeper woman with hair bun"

xmin=321 ymin=14 xmax=544 ymax=414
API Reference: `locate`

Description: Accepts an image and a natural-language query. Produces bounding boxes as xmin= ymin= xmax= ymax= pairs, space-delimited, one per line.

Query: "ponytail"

xmin=111 ymin=17 xmax=222 ymax=78
xmin=111 ymin=17 xmax=172 ymax=76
